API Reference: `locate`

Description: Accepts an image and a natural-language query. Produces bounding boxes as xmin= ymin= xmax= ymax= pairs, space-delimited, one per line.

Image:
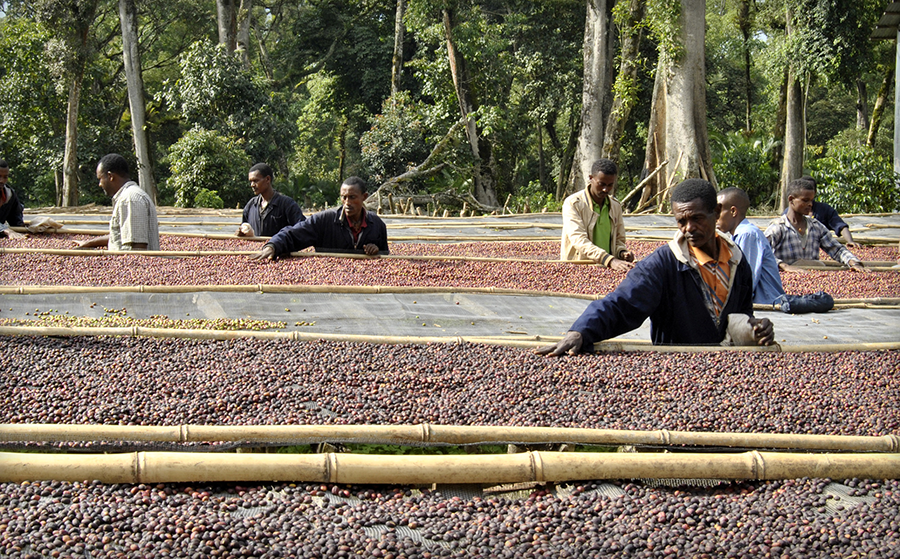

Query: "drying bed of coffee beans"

xmin=0 ymin=477 xmax=897 ymax=557
xmin=1 ymin=239 xmax=898 ymax=299
xmin=2 ymin=337 xmax=897 ymax=436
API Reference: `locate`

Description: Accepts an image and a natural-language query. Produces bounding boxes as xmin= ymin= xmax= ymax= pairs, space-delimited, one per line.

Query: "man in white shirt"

xmin=76 ymin=153 xmax=160 ymax=251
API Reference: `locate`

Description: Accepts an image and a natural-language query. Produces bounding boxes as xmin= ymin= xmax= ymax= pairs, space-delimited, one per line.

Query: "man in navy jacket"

xmin=538 ymin=179 xmax=774 ymax=355
xmin=250 ymin=176 xmax=388 ymax=260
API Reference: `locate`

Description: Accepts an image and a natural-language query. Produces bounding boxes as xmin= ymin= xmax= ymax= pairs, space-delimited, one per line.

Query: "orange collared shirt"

xmin=689 ymin=237 xmax=732 ymax=317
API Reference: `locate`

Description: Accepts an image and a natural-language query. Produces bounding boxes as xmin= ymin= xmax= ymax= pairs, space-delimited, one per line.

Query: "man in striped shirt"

xmin=765 ymin=179 xmax=866 ymax=273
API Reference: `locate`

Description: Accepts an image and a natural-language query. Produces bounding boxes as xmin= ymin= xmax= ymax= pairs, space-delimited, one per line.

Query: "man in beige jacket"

xmin=560 ymin=158 xmax=634 ymax=271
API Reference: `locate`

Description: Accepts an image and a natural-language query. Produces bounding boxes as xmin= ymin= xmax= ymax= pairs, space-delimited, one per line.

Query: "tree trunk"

xmin=641 ymin=0 xmax=715 ymax=211
xmin=737 ymin=0 xmax=752 ymax=132
xmin=557 ymin=107 xmax=581 ymax=201
xmin=217 ymin=0 xmax=237 ymax=52
xmin=442 ymin=6 xmax=498 ymax=207
xmin=867 ymin=67 xmax=893 ymax=148
xmin=855 ymin=79 xmax=869 ymax=133
xmin=62 ymin=69 xmax=83 ymax=207
xmin=391 ymin=0 xmax=407 ymax=97
xmin=779 ymin=67 xmax=805 ymax=211
xmin=569 ymin=0 xmax=615 ymax=195
xmin=338 ymin=117 xmax=347 ymax=183
xmin=236 ymin=0 xmax=252 ymax=68
xmin=119 ymin=0 xmax=157 ymax=203
xmin=537 ymin=122 xmax=546 ymax=189
xmin=601 ymin=0 xmax=645 ymax=163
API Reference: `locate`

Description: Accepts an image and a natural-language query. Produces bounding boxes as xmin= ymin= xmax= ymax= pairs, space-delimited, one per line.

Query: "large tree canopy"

xmin=0 ymin=0 xmax=895 ymax=212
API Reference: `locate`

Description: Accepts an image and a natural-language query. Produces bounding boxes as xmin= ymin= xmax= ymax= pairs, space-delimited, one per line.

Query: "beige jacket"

xmin=560 ymin=188 xmax=627 ymax=266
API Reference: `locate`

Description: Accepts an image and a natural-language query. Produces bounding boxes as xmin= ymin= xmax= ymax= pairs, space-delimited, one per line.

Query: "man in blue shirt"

xmin=537 ymin=179 xmax=774 ymax=355
xmin=717 ymin=187 xmax=832 ymax=313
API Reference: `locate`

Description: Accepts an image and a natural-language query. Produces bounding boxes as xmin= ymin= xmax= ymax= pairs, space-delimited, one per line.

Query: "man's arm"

xmin=75 ymin=235 xmax=110 ymax=249
xmin=536 ymin=255 xmax=663 ymax=356
xmin=251 ymin=215 xmax=318 ymax=260
xmin=838 ymin=226 xmax=856 ymax=247
xmin=816 ymin=221 xmax=866 ymax=271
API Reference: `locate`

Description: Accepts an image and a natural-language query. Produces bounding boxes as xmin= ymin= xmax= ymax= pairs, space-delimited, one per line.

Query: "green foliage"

xmin=160 ymin=39 xmax=297 ymax=168
xmin=360 ymin=93 xmax=431 ymax=182
xmin=646 ymin=0 xmax=684 ymax=67
xmin=0 ymin=17 xmax=65 ymax=206
xmin=807 ymin=146 xmax=900 ymax=213
xmin=510 ymin=180 xmax=563 ymax=213
xmin=711 ymin=131 xmax=780 ymax=207
xmin=193 ymin=188 xmax=224 ymax=209
xmin=164 ymin=128 xmax=250 ymax=209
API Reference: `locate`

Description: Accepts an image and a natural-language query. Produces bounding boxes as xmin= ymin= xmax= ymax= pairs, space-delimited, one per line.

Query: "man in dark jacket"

xmin=250 ymin=176 xmax=388 ymax=260
xmin=236 ymin=163 xmax=305 ymax=237
xmin=0 ymin=159 xmax=25 ymax=238
xmin=537 ymin=179 xmax=774 ymax=355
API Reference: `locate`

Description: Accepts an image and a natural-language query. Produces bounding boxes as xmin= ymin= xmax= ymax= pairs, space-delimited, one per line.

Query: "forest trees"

xmin=0 ymin=0 xmax=896 ymax=212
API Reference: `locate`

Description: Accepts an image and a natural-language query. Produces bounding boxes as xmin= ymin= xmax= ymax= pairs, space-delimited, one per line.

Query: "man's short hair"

xmin=342 ymin=176 xmax=368 ymax=194
xmin=249 ymin=162 xmax=274 ymax=180
xmin=786 ymin=177 xmax=815 ymax=199
xmin=718 ymin=186 xmax=750 ymax=214
xmin=97 ymin=153 xmax=130 ymax=178
xmin=0 ymin=159 xmax=8 ymax=169
xmin=671 ymin=178 xmax=717 ymax=213
xmin=591 ymin=158 xmax=617 ymax=177
xmin=799 ymin=175 xmax=817 ymax=189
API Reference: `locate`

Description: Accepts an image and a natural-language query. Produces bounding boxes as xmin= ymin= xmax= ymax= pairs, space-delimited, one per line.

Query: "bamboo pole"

xmin=0 ymin=324 xmax=897 ymax=353
xmin=3 ymin=424 xmax=897 ymax=453
xmin=619 ymin=160 xmax=668 ymax=208
xmin=1 ymin=451 xmax=897 ymax=484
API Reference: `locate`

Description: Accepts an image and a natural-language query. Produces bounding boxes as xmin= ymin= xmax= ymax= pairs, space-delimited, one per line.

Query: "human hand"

xmin=619 ymin=251 xmax=635 ymax=263
xmin=609 ymin=258 xmax=635 ymax=272
xmin=848 ymin=260 xmax=869 ymax=273
xmin=236 ymin=223 xmax=253 ymax=237
xmin=749 ymin=317 xmax=774 ymax=346
xmin=250 ymin=245 xmax=277 ymax=261
xmin=363 ymin=243 xmax=380 ymax=256
xmin=3 ymin=229 xmax=26 ymax=239
xmin=779 ymin=263 xmax=807 ymax=274
xmin=534 ymin=331 xmax=584 ymax=357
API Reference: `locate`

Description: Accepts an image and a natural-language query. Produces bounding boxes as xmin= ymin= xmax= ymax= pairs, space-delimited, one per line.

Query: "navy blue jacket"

xmin=571 ymin=233 xmax=754 ymax=346
xmin=0 ymin=186 xmax=25 ymax=228
xmin=242 ymin=192 xmax=305 ymax=237
xmin=267 ymin=207 xmax=389 ymax=256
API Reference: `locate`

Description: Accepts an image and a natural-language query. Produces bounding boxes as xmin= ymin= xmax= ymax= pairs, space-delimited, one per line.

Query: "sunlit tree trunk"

xmin=867 ymin=67 xmax=893 ymax=148
xmin=443 ymin=5 xmax=498 ymax=207
xmin=391 ymin=0 xmax=407 ymax=97
xmin=779 ymin=67 xmax=805 ymax=210
xmin=217 ymin=0 xmax=237 ymax=52
xmin=602 ymin=0 xmax=645 ymax=163
xmin=778 ymin=7 xmax=805 ymax=211
xmin=236 ymin=0 xmax=252 ymax=67
xmin=737 ymin=0 xmax=753 ymax=132
xmin=62 ymin=73 xmax=83 ymax=207
xmin=568 ymin=0 xmax=615 ymax=195
xmin=119 ymin=0 xmax=156 ymax=202
xmin=641 ymin=0 xmax=715 ymax=211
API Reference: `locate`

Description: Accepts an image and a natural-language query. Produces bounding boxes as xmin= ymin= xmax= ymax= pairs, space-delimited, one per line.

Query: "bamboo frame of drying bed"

xmin=0 ymin=324 xmax=898 ymax=352
xmin=1 ymin=451 xmax=898 ymax=484
xmin=2 ymin=424 xmax=898 ymax=453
